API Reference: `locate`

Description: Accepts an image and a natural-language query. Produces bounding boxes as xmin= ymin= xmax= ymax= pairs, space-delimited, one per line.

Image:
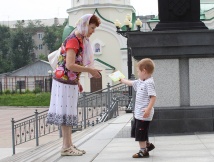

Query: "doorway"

xmin=90 ymin=77 xmax=102 ymax=92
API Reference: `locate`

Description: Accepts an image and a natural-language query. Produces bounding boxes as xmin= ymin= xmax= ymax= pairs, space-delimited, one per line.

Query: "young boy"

xmin=120 ymin=58 xmax=156 ymax=158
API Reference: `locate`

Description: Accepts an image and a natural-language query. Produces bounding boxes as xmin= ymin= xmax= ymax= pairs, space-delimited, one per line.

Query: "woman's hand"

xmin=89 ymin=68 xmax=102 ymax=78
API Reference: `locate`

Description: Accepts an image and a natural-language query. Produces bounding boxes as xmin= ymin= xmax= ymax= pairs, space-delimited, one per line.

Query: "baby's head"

xmin=137 ymin=58 xmax=155 ymax=79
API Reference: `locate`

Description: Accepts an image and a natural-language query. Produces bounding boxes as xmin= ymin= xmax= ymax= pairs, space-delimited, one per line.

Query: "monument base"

xmin=150 ymin=106 xmax=214 ymax=134
xmin=127 ymin=29 xmax=214 ymax=60
xmin=153 ymin=21 xmax=208 ymax=31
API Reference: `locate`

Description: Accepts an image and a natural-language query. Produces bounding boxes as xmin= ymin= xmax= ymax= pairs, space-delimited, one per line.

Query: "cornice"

xmin=67 ymin=4 xmax=135 ymax=13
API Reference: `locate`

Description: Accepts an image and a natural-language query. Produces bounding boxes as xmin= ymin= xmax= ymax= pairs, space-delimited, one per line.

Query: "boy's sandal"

xmin=146 ymin=142 xmax=155 ymax=151
xmin=61 ymin=146 xmax=83 ymax=156
xmin=132 ymin=150 xmax=149 ymax=158
xmin=73 ymin=145 xmax=86 ymax=154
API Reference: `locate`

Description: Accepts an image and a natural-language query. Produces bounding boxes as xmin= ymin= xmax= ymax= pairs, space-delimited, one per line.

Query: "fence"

xmin=11 ymin=109 xmax=59 ymax=155
xmin=0 ymin=76 xmax=52 ymax=93
xmin=0 ymin=81 xmax=2 ymax=94
xmin=11 ymin=83 xmax=132 ymax=154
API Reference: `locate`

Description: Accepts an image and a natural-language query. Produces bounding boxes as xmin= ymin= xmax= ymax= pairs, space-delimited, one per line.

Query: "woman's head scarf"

xmin=75 ymin=14 xmax=94 ymax=69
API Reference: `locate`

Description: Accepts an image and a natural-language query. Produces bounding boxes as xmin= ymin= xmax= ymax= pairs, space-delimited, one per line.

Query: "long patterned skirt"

xmin=46 ymin=79 xmax=78 ymax=126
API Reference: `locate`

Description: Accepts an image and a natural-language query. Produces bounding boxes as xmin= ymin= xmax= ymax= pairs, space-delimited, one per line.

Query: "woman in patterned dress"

xmin=47 ymin=14 xmax=101 ymax=156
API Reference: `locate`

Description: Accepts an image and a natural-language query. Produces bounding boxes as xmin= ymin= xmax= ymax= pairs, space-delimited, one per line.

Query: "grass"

xmin=0 ymin=93 xmax=51 ymax=106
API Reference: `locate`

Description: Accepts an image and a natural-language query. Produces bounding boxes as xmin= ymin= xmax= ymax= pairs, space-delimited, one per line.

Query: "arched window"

xmin=92 ymin=39 xmax=104 ymax=55
xmin=94 ymin=43 xmax=101 ymax=53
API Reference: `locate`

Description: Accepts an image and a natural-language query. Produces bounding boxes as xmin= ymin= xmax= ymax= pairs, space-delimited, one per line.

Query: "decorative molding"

xmin=116 ymin=9 xmax=126 ymax=13
xmin=71 ymin=11 xmax=79 ymax=15
xmin=67 ymin=4 xmax=135 ymax=13
xmin=94 ymin=59 xmax=115 ymax=70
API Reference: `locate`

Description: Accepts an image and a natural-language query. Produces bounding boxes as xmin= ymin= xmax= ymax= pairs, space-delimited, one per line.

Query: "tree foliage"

xmin=0 ymin=18 xmax=68 ymax=73
xmin=43 ymin=19 xmax=68 ymax=52
xmin=11 ymin=29 xmax=34 ymax=69
xmin=0 ymin=25 xmax=12 ymax=73
xmin=38 ymin=53 xmax=48 ymax=61
xmin=10 ymin=21 xmax=35 ymax=69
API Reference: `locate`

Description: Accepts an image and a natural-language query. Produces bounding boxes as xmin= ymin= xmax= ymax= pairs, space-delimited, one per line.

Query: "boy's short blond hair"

xmin=137 ymin=58 xmax=155 ymax=74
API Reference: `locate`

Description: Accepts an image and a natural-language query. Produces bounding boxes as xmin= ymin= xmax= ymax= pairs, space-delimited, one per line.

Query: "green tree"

xmin=43 ymin=19 xmax=68 ymax=52
xmin=11 ymin=22 xmax=35 ymax=69
xmin=26 ymin=20 xmax=44 ymax=35
xmin=0 ymin=19 xmax=67 ymax=73
xmin=38 ymin=53 xmax=48 ymax=61
xmin=0 ymin=25 xmax=12 ymax=73
xmin=10 ymin=20 xmax=46 ymax=69
xmin=42 ymin=26 xmax=57 ymax=52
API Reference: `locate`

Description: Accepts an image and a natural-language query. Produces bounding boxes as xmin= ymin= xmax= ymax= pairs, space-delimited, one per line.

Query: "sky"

xmin=0 ymin=0 xmax=158 ymax=21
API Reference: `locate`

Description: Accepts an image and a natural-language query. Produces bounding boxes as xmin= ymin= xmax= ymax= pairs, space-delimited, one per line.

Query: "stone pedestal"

xmin=128 ymin=30 xmax=214 ymax=60
xmin=150 ymin=106 xmax=214 ymax=134
xmin=127 ymin=29 xmax=214 ymax=134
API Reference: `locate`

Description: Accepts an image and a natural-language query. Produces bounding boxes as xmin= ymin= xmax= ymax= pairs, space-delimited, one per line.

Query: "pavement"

xmin=57 ymin=114 xmax=214 ymax=162
xmin=1 ymin=107 xmax=214 ymax=162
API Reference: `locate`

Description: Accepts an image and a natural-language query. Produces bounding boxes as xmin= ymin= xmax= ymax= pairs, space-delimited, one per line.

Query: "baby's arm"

xmin=119 ymin=78 xmax=133 ymax=86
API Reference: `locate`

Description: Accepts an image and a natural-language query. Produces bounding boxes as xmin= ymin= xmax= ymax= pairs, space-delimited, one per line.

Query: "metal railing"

xmin=11 ymin=109 xmax=59 ymax=154
xmin=11 ymin=83 xmax=132 ymax=154
xmin=100 ymin=96 xmax=119 ymax=122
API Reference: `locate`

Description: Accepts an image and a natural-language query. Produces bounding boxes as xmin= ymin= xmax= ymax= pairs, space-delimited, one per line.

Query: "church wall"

xmin=204 ymin=8 xmax=214 ymax=19
xmin=68 ymin=8 xmax=133 ymax=27
xmin=73 ymin=0 xmax=84 ymax=6
xmin=68 ymin=9 xmax=95 ymax=27
xmin=96 ymin=8 xmax=133 ymax=24
xmin=121 ymin=49 xmax=129 ymax=79
xmin=91 ymin=30 xmax=122 ymax=73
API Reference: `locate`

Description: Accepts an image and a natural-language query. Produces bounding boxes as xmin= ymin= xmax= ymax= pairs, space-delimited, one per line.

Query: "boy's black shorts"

xmin=131 ymin=118 xmax=150 ymax=141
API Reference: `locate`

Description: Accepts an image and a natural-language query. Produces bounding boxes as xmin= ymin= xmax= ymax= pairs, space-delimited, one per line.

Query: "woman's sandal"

xmin=61 ymin=146 xmax=83 ymax=156
xmin=73 ymin=145 xmax=86 ymax=154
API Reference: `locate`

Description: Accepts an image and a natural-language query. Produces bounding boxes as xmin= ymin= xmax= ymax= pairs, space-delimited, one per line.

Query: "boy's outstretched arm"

xmin=119 ymin=78 xmax=133 ymax=86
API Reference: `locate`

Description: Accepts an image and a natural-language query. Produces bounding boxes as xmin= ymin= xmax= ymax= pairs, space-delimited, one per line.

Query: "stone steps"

xmin=0 ymin=119 xmax=111 ymax=162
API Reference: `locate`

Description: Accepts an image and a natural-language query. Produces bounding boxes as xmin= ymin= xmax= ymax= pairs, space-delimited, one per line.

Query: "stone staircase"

xmin=0 ymin=121 xmax=108 ymax=162
xmin=2 ymin=113 xmax=213 ymax=162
